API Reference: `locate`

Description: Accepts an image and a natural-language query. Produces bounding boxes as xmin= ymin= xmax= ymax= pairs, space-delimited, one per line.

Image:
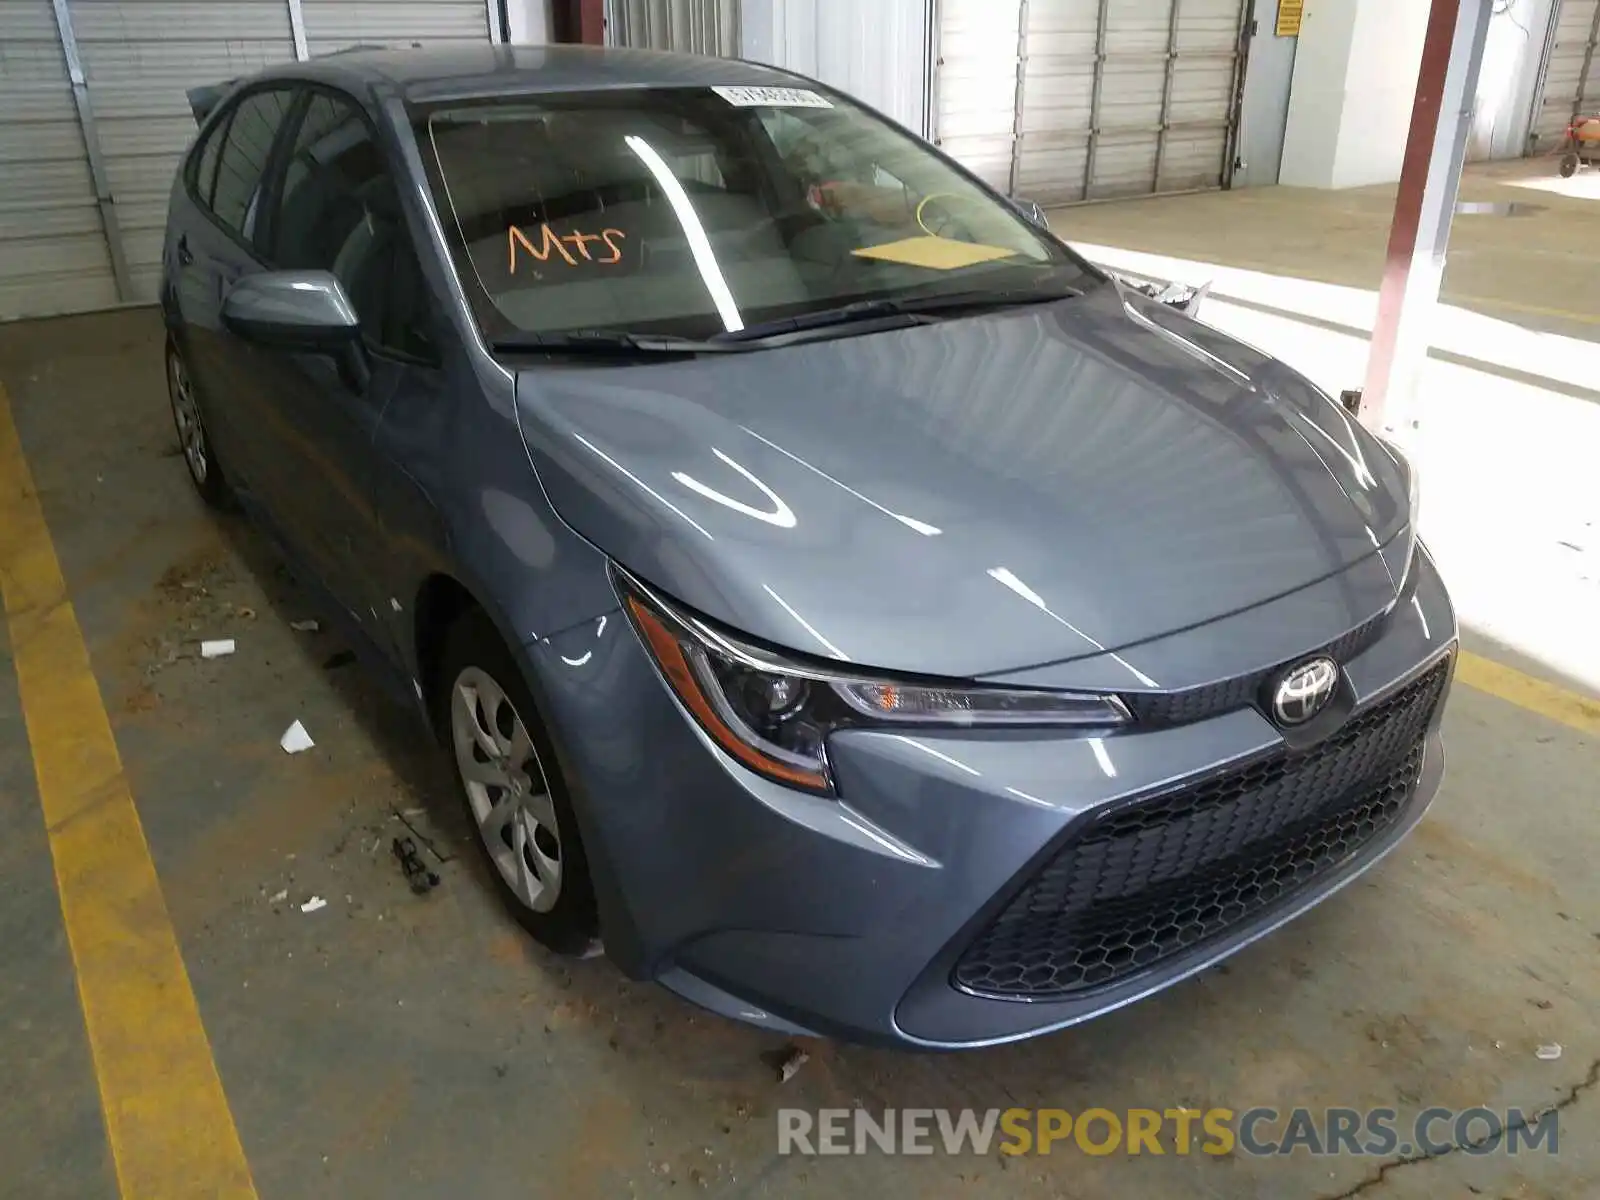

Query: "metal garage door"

xmin=608 ymin=0 xmax=739 ymax=56
xmin=935 ymin=0 xmax=1250 ymax=204
xmin=0 ymin=1 xmax=123 ymax=318
xmin=1531 ymin=0 xmax=1600 ymax=148
xmin=607 ymin=0 xmax=740 ymax=56
xmin=0 ymin=0 xmax=496 ymax=322
xmin=299 ymin=0 xmax=492 ymax=56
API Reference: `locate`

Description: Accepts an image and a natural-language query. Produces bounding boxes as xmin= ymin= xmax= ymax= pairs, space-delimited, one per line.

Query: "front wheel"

xmin=166 ymin=339 xmax=230 ymax=508
xmin=439 ymin=610 xmax=599 ymax=954
xmin=1559 ymin=152 xmax=1580 ymax=178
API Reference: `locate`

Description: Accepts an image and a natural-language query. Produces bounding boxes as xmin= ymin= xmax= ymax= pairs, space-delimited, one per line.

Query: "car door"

xmin=253 ymin=89 xmax=446 ymax=634
xmin=170 ymin=85 xmax=299 ymax=500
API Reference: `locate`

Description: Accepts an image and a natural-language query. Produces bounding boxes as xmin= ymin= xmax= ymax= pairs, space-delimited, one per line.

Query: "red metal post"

xmin=577 ymin=0 xmax=605 ymax=44
xmin=1360 ymin=0 xmax=1492 ymax=434
xmin=551 ymin=0 xmax=606 ymax=44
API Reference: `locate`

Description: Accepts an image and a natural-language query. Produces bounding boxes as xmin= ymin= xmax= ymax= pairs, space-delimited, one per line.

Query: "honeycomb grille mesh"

xmin=1123 ymin=610 xmax=1388 ymax=727
xmin=953 ymin=660 xmax=1449 ymax=1000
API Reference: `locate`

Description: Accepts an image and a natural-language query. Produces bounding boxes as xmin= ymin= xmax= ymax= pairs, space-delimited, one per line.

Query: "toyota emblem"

xmin=1271 ymin=657 xmax=1339 ymax=726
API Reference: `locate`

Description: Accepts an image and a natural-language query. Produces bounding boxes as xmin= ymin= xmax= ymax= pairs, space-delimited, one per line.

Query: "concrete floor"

xmin=2 ymin=161 xmax=1598 ymax=1200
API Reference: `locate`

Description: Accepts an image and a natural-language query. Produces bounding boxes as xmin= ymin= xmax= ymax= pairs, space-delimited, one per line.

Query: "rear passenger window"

xmin=190 ymin=122 xmax=224 ymax=206
xmin=212 ymin=88 xmax=296 ymax=239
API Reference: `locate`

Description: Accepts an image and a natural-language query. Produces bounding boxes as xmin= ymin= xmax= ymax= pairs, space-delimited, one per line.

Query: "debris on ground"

xmin=200 ymin=638 xmax=235 ymax=659
xmin=280 ymin=720 xmax=314 ymax=754
xmin=268 ymin=889 xmax=288 ymax=904
xmin=776 ymin=1045 xmax=809 ymax=1083
xmin=300 ymin=896 xmax=328 ymax=914
xmin=392 ymin=837 xmax=441 ymax=895
xmin=234 ymin=605 xmax=256 ymax=620
xmin=289 ymin=619 xmax=320 ymax=632
xmin=1536 ymin=1043 xmax=1563 ymax=1060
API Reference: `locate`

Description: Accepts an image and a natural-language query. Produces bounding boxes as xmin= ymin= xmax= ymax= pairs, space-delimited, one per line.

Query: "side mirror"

xmin=1011 ymin=197 xmax=1051 ymax=231
xmin=222 ymin=271 xmax=369 ymax=390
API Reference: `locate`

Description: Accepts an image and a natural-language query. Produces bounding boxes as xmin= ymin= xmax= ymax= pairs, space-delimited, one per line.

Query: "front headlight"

xmin=616 ymin=568 xmax=1130 ymax=795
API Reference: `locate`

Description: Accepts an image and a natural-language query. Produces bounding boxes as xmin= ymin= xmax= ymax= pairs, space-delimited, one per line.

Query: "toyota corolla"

xmin=161 ymin=45 xmax=1455 ymax=1048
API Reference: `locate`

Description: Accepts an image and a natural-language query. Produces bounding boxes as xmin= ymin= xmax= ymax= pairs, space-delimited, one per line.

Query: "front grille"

xmin=1124 ymin=609 xmax=1388 ymax=727
xmin=953 ymin=658 xmax=1449 ymax=1000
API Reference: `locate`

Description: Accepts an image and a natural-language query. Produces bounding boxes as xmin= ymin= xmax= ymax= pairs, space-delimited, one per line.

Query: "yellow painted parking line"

xmin=0 ymin=384 xmax=256 ymax=1199
xmin=1449 ymin=292 xmax=1600 ymax=327
xmin=1457 ymin=651 xmax=1600 ymax=738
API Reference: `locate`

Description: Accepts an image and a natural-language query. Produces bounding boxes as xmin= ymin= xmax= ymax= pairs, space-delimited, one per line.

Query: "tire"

xmin=438 ymin=609 xmax=599 ymax=954
xmin=165 ymin=337 xmax=231 ymax=509
xmin=1559 ymin=152 xmax=1579 ymax=178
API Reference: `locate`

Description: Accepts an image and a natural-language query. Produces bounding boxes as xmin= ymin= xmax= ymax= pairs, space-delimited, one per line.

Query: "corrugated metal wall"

xmin=0 ymin=1 xmax=118 ymax=318
xmin=740 ymin=0 xmax=931 ymax=135
xmin=302 ymin=0 xmax=490 ymax=56
xmin=927 ymin=0 xmax=1014 ymax=182
xmin=934 ymin=0 xmax=1249 ymax=205
xmin=607 ymin=0 xmax=739 ymax=56
xmin=74 ymin=1 xmax=298 ymax=307
xmin=0 ymin=0 xmax=494 ymax=322
xmin=1530 ymin=0 xmax=1600 ymax=147
xmin=608 ymin=0 xmax=932 ymax=138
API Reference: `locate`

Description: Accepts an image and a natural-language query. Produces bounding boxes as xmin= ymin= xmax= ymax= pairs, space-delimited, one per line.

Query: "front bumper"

xmin=527 ymin=548 xmax=1457 ymax=1049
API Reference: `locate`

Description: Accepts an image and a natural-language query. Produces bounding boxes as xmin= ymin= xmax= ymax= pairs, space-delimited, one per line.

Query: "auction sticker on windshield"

xmin=712 ymin=85 xmax=832 ymax=108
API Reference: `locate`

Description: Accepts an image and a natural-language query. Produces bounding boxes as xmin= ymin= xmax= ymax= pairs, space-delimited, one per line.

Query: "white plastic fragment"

xmin=777 ymin=1047 xmax=809 ymax=1083
xmin=1536 ymin=1043 xmax=1563 ymax=1061
xmin=268 ymin=889 xmax=288 ymax=903
xmin=289 ymin=619 xmax=320 ymax=632
xmin=200 ymin=639 xmax=235 ymax=658
xmin=280 ymin=720 xmax=314 ymax=754
xmin=300 ymin=896 xmax=327 ymax=914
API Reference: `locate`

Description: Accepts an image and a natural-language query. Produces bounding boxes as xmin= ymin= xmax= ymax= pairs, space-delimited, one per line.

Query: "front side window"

xmin=212 ymin=88 xmax=296 ymax=239
xmin=417 ymin=86 xmax=1092 ymax=343
xmin=268 ymin=92 xmax=435 ymax=362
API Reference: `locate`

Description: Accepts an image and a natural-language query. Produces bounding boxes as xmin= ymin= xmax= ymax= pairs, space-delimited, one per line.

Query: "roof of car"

xmin=269 ymin=43 xmax=807 ymax=103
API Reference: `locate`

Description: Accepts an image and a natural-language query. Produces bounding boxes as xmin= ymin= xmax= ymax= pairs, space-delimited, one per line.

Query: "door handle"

xmin=176 ymin=235 xmax=194 ymax=266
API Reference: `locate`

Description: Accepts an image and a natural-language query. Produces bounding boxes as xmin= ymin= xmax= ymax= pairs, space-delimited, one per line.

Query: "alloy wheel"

xmin=167 ymin=349 xmax=209 ymax=486
xmin=450 ymin=665 xmax=563 ymax=912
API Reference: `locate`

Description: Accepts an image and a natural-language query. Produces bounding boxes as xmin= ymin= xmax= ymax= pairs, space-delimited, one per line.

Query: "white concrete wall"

xmin=506 ymin=0 xmax=552 ymax=42
xmin=1279 ymin=0 xmax=1429 ymax=188
xmin=1469 ymin=0 xmax=1558 ymax=159
xmin=1278 ymin=0 xmax=1357 ymax=187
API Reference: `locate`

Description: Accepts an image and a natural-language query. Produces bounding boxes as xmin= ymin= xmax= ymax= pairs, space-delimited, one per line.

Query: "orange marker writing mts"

xmin=509 ymin=223 xmax=627 ymax=272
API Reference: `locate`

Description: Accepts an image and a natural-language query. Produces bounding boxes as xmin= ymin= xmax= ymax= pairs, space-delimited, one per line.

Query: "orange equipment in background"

xmin=1559 ymin=116 xmax=1600 ymax=177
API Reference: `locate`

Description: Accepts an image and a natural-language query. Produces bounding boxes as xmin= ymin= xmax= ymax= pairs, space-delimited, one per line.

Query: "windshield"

xmin=416 ymin=85 xmax=1096 ymax=343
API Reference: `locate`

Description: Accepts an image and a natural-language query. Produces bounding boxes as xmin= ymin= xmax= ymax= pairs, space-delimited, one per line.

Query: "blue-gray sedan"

xmin=160 ymin=45 xmax=1455 ymax=1048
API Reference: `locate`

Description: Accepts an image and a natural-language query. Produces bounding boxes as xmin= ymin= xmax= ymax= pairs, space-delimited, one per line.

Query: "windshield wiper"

xmin=490 ymin=286 xmax=1085 ymax=356
xmin=713 ymin=286 xmax=1083 ymax=344
xmin=490 ymin=329 xmax=746 ymax=355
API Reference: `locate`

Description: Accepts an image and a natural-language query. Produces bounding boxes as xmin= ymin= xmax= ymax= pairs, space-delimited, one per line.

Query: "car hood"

xmin=513 ymin=282 xmax=1409 ymax=680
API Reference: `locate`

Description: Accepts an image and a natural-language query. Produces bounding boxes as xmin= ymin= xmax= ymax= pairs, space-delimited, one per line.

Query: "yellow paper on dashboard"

xmin=851 ymin=236 xmax=1018 ymax=270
